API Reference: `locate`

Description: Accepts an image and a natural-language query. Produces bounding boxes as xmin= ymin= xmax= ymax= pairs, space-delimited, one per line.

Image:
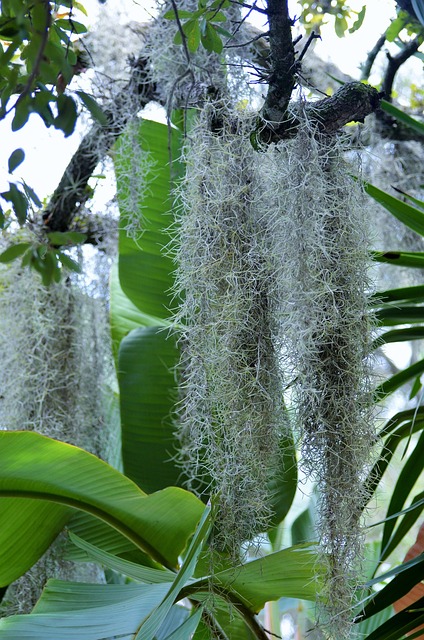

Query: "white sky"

xmin=0 ymin=0 xmax=406 ymax=204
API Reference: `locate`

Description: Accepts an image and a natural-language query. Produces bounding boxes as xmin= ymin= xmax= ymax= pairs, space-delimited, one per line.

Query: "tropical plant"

xmin=0 ymin=2 xmax=423 ymax=640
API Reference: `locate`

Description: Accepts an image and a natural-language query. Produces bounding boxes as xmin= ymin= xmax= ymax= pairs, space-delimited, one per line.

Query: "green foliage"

xmin=0 ymin=8 xmax=424 ymax=639
xmin=0 ymin=238 xmax=84 ymax=285
xmin=298 ymin=1 xmax=366 ymax=37
xmin=164 ymin=0 xmax=231 ymax=53
xmin=0 ymin=1 xmax=87 ymax=131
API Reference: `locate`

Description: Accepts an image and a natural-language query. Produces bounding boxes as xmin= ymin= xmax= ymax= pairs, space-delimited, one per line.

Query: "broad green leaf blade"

xmin=119 ymin=326 xmax=183 ymax=493
xmin=190 ymin=545 xmax=319 ymax=613
xmin=69 ymin=532 xmax=176 ymax=583
xmin=0 ymin=431 xmax=204 ymax=571
xmin=161 ymin=608 xmax=203 ymax=640
xmin=110 ymin=264 xmax=170 ymax=361
xmin=268 ymin=428 xmax=298 ymax=527
xmin=134 ymin=505 xmax=211 ymax=640
xmin=115 ymin=118 xmax=184 ymax=318
xmin=0 ymin=498 xmax=70 ymax=585
xmin=374 ymin=358 xmax=424 ymax=401
xmin=66 ymin=512 xmax=155 ymax=567
xmin=365 ymin=181 xmax=424 ymax=237
xmin=191 ymin=596 xmax=256 ymax=640
xmin=291 ymin=505 xmax=316 ymax=545
xmin=0 ymin=580 xmax=171 ymax=639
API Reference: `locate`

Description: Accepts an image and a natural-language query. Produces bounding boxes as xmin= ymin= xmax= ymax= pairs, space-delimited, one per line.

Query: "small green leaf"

xmin=11 ymin=100 xmax=30 ymax=131
xmin=386 ymin=15 xmax=406 ymax=41
xmin=205 ymin=10 xmax=227 ymax=22
xmin=183 ymin=19 xmax=201 ymax=52
xmin=349 ymin=5 xmax=366 ymax=33
xmin=8 ymin=148 xmax=25 ymax=173
xmin=55 ymin=18 xmax=87 ymax=34
xmin=21 ymin=180 xmax=42 ymax=207
xmin=54 ymin=94 xmax=78 ymax=137
xmin=201 ymin=22 xmax=223 ymax=53
xmin=163 ymin=9 xmax=194 ymax=19
xmin=173 ymin=29 xmax=183 ymax=45
xmin=335 ymin=15 xmax=348 ymax=37
xmin=1 ymin=183 xmax=28 ymax=224
xmin=57 ymin=252 xmax=82 ymax=273
xmin=47 ymin=231 xmax=87 ymax=246
xmin=409 ymin=375 xmax=422 ymax=399
xmin=75 ymin=90 xmax=108 ymax=126
xmin=0 ymin=242 xmax=31 ymax=263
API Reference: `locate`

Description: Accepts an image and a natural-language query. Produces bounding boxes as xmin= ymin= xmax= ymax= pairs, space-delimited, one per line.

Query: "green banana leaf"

xmin=185 ymin=544 xmax=320 ymax=612
xmin=115 ymin=118 xmax=184 ymax=317
xmin=110 ymin=263 xmax=170 ymax=362
xmin=118 ymin=326 xmax=183 ymax=493
xmin=0 ymin=430 xmax=204 ymax=583
xmin=0 ymin=580 xmax=172 ymax=639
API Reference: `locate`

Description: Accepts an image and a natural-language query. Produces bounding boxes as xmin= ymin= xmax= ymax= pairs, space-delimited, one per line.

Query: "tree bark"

xmin=42 ymin=57 xmax=155 ymax=232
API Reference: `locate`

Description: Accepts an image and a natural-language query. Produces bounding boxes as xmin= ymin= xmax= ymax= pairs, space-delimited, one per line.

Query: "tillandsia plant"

xmin=162 ymin=0 xmax=380 ymax=634
xmin=259 ymin=111 xmax=375 ymax=637
xmin=173 ymin=101 xmax=286 ymax=555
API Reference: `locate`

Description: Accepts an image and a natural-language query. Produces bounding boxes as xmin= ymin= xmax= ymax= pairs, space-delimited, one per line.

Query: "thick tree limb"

xmin=257 ymin=81 xmax=382 ymax=143
xmin=43 ymin=57 xmax=155 ymax=232
xmin=261 ymin=0 xmax=296 ymax=123
xmin=259 ymin=0 xmax=381 ymax=141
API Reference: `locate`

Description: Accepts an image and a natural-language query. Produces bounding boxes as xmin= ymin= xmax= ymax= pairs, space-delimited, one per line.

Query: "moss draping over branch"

xmin=260 ymin=116 xmax=374 ymax=638
xmin=173 ymin=104 xmax=286 ymax=555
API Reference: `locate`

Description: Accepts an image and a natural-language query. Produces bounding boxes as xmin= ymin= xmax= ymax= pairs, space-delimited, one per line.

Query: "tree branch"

xmin=42 ymin=56 xmax=155 ymax=232
xmin=261 ymin=0 xmax=296 ymax=123
xmin=381 ymin=36 xmax=423 ymax=100
xmin=360 ymin=33 xmax=386 ymax=81
xmin=372 ymin=35 xmax=423 ymax=137
xmin=256 ymin=81 xmax=382 ymax=144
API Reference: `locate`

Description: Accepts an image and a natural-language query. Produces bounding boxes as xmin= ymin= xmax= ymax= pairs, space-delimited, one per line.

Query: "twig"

xmin=170 ymin=0 xmax=192 ymax=66
xmin=381 ymin=35 xmax=423 ymax=100
xmin=360 ymin=33 xmax=386 ymax=81
xmin=228 ymin=0 xmax=269 ymax=16
xmin=297 ymin=31 xmax=321 ymax=63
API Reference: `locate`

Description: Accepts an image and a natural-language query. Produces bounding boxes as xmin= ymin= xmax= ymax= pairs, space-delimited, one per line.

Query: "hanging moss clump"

xmin=260 ymin=113 xmax=374 ymax=638
xmin=173 ymin=103 xmax=286 ymax=556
